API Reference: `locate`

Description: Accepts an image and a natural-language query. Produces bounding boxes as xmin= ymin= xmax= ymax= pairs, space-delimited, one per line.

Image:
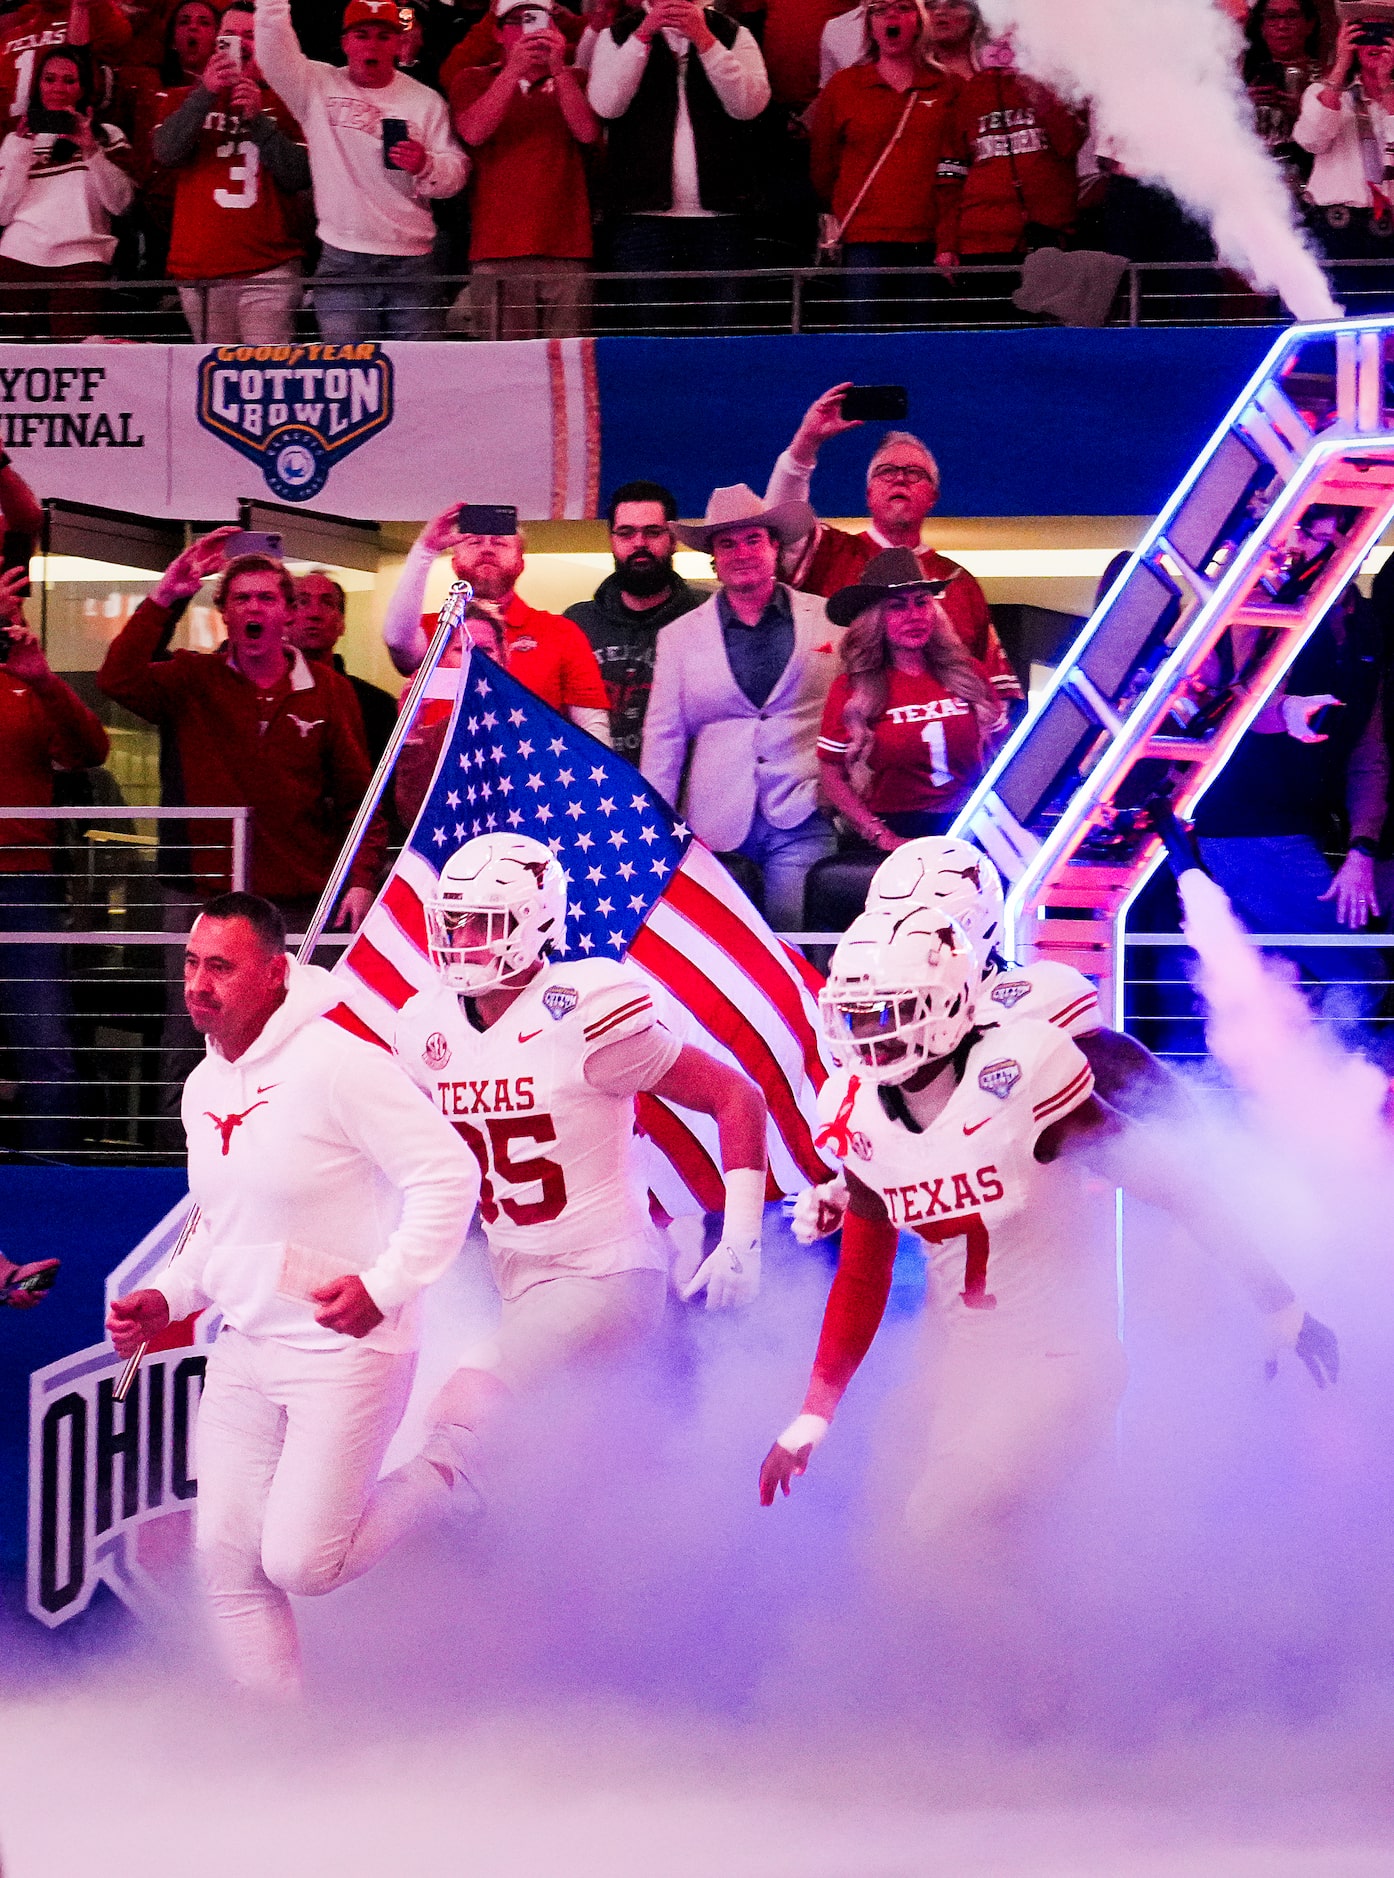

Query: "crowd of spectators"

xmin=4 ymin=356 xmax=1394 ymax=1151
xmin=0 ymin=0 xmax=1373 ymax=343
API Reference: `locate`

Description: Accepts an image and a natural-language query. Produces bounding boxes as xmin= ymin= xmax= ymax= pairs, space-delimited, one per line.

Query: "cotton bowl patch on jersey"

xmin=989 ymin=980 xmax=1031 ymax=1010
xmin=424 ymin=1031 xmax=451 ymax=1070
xmin=979 ymin=1058 xmax=1022 ymax=1099
xmin=542 ymin=986 xmax=578 ymax=1021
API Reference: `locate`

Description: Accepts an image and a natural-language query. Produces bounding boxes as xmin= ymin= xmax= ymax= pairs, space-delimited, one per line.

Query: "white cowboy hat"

xmin=674 ymin=483 xmax=815 ymax=552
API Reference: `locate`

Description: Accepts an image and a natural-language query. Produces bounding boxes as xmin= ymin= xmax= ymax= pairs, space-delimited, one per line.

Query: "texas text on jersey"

xmin=394 ymin=956 xmax=680 ymax=1300
xmin=814 ymin=1015 xmax=1114 ymax=1348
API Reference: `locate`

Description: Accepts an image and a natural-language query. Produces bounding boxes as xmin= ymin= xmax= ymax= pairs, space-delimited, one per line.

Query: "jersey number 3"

xmin=916 ymin=1213 xmax=996 ymax=1310
xmin=452 ymin=1115 xmax=567 ymax=1226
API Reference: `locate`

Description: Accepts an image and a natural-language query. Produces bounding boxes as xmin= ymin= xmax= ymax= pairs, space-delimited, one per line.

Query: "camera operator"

xmin=1294 ymin=13 xmax=1394 ymax=276
xmin=0 ymin=563 xmax=108 ymax=1156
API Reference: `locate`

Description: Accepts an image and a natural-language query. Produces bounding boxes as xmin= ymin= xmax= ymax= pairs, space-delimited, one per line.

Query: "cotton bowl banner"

xmin=0 ymin=339 xmax=600 ymax=520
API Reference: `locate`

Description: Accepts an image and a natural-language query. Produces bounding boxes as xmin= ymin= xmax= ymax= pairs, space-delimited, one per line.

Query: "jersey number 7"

xmin=915 ymin=1213 xmax=996 ymax=1310
xmin=451 ymin=1115 xmax=567 ymax=1226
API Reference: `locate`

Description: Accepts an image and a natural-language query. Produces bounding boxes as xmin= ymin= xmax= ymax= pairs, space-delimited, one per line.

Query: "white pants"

xmin=194 ymin=1327 xmax=419 ymax=1695
xmin=470 ymin=1267 xmax=668 ymax=1393
xmin=904 ymin=1336 xmax=1127 ymax=1552
xmin=178 ymin=261 xmax=302 ymax=345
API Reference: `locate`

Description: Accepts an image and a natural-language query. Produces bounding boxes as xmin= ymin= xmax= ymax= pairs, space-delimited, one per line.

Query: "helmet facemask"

xmin=425 ymin=835 xmax=567 ymax=993
xmin=820 ymin=981 xmax=969 ymax=1085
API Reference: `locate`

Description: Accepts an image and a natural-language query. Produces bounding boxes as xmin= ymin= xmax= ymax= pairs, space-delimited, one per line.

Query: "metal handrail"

xmin=2 ymin=255 xmax=1388 ymax=338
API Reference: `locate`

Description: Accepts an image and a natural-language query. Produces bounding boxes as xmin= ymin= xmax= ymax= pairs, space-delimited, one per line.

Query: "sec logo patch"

xmin=424 ymin=1031 xmax=451 ymax=1070
xmin=979 ymin=1058 xmax=1022 ymax=1100
xmin=849 ymin=1131 xmax=873 ymax=1161
xmin=542 ymin=986 xmax=577 ymax=1021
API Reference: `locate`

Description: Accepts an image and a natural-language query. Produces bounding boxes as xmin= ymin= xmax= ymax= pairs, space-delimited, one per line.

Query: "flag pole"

xmin=295 ymin=579 xmax=473 ymax=960
xmin=113 ymin=580 xmax=474 ymax=1404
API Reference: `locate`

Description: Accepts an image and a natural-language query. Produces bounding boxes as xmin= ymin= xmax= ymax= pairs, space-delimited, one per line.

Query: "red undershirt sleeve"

xmin=802 ymin=1205 xmax=899 ymax=1421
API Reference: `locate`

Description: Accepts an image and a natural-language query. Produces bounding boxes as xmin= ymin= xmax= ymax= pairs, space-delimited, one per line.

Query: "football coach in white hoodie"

xmin=108 ymin=891 xmax=479 ymax=1696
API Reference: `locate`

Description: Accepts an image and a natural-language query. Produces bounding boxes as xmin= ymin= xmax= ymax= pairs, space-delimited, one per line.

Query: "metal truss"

xmin=952 ymin=320 xmax=1394 ymax=1022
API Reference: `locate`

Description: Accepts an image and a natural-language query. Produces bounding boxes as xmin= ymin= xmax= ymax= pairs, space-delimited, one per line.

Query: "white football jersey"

xmin=978 ymin=958 xmax=1099 ymax=1039
xmin=815 ymin=1017 xmax=1115 ymax=1350
xmin=395 ymin=959 xmax=679 ymax=1300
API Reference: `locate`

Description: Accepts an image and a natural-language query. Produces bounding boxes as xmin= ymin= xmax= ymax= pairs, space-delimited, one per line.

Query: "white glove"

xmin=680 ymin=1235 xmax=760 ymax=1310
xmin=790 ymin=1175 xmax=849 ymax=1244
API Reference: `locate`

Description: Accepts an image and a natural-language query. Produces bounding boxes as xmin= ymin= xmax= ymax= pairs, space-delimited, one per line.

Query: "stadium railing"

xmin=0 ymin=807 xmax=247 ymax=1163
xmin=5 ymin=257 xmax=1391 ymax=342
xmin=1 ymin=838 xmax=1388 ymax=1160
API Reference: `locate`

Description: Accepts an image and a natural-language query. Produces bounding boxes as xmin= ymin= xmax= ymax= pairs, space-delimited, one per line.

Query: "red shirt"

xmin=160 ymin=86 xmax=308 ymax=280
xmin=761 ymin=0 xmax=851 ymax=108
xmin=97 ymin=599 xmax=382 ymax=900
xmin=0 ymin=669 xmax=108 ymax=871
xmin=0 ymin=0 xmax=132 ymax=119
xmin=942 ymin=70 xmax=1085 ymax=256
xmin=794 ymin=525 xmax=1024 ymax=705
xmin=809 ymin=62 xmax=961 ymax=246
xmin=818 ymin=667 xmax=989 ymax=815
xmin=415 ymin=592 xmax=610 ymax=729
xmin=450 ymin=63 xmax=592 ymax=262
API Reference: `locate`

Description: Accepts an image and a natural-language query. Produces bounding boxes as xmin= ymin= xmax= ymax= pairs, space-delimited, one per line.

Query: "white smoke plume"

xmin=1178 ymin=866 xmax=1389 ymax=1165
xmin=980 ymin=0 xmax=1341 ymax=322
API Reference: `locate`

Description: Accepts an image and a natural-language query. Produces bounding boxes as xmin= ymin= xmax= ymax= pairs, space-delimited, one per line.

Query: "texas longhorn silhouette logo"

xmin=205 ymin=1099 xmax=270 ymax=1155
xmin=816 ymin=1076 xmax=862 ymax=1159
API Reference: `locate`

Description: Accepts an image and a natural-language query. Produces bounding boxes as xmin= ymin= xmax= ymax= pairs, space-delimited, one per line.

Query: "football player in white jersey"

xmin=389 ymin=833 xmax=768 ymax=1513
xmin=760 ymin=909 xmax=1337 ymax=1537
xmin=794 ymin=835 xmax=1246 ymax=1251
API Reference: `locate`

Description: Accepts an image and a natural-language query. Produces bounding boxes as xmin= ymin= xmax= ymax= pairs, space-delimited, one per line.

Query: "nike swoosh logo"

xmin=962 ymin=1117 xmax=991 ymax=1135
xmin=256 ymin=1084 xmax=279 ymax=1095
xmin=517 ymin=1028 xmax=543 ymax=1044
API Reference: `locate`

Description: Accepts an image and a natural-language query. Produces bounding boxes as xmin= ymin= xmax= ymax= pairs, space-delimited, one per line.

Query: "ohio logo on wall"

xmin=26 ymin=1198 xmax=217 ymax=1630
xmin=196 ymin=343 xmax=394 ymax=502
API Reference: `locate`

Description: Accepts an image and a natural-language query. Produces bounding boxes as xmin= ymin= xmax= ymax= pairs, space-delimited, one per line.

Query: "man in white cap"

xmin=763 ymin=385 xmax=1023 ymax=712
xmin=640 ymin=483 xmax=839 ymax=930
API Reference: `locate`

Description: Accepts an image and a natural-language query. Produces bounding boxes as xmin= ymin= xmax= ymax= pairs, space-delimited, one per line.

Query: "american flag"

xmin=329 ymin=645 xmax=834 ymax=1213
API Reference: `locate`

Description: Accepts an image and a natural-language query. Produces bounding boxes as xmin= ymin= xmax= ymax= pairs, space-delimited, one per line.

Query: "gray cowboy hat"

xmin=826 ymin=546 xmax=953 ymax=627
xmin=673 ymin=483 xmax=815 ymax=553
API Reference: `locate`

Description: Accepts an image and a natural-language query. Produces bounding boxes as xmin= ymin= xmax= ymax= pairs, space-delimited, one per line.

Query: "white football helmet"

xmin=866 ymin=836 xmax=1004 ymax=972
xmin=425 ymin=834 xmax=566 ymax=992
xmin=819 ymin=909 xmax=978 ymax=1085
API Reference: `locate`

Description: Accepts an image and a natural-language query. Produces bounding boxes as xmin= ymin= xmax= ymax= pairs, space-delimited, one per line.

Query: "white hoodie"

xmin=154 ymin=959 xmax=478 ymax=1355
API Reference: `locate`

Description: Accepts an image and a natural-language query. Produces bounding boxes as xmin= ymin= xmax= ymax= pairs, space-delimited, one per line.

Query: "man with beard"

xmin=563 ymin=480 xmax=705 ymax=760
xmin=381 ymin=505 xmax=612 ymax=743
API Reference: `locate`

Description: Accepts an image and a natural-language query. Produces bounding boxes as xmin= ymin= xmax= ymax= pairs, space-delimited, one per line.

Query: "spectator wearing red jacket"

xmin=0 ymin=566 xmax=108 ymax=1154
xmin=119 ymin=0 xmax=219 ymax=278
xmin=0 ymin=0 xmax=131 ymax=123
xmin=808 ymin=0 xmax=961 ymax=313
xmin=152 ymin=0 xmax=310 ymax=344
xmin=97 ymin=530 xmax=383 ymax=1144
xmin=449 ymin=0 xmax=598 ymax=340
xmin=763 ymin=382 xmax=1024 ymax=712
xmin=939 ymin=46 xmax=1085 ymax=265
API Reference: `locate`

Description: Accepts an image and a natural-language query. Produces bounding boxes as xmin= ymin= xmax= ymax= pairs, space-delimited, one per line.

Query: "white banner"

xmin=0 ymin=337 xmax=599 ymax=522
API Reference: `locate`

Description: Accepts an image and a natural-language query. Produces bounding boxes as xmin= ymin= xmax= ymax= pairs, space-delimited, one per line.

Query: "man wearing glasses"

xmin=564 ymin=479 xmax=705 ymax=759
xmin=763 ymin=381 xmax=1023 ymax=709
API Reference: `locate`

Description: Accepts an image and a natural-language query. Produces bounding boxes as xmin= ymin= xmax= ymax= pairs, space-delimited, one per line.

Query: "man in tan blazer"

xmin=640 ymin=483 xmax=840 ymax=930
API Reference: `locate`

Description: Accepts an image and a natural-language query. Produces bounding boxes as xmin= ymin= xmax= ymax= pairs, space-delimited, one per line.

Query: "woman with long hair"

xmin=1242 ymin=0 xmax=1325 ymax=191
xmin=0 ymin=44 xmax=133 ymax=337
xmin=819 ymin=547 xmax=1006 ymax=853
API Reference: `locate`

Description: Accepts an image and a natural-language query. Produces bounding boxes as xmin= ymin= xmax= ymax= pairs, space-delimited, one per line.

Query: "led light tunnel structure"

xmin=952 ymin=321 xmax=1394 ymax=1022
